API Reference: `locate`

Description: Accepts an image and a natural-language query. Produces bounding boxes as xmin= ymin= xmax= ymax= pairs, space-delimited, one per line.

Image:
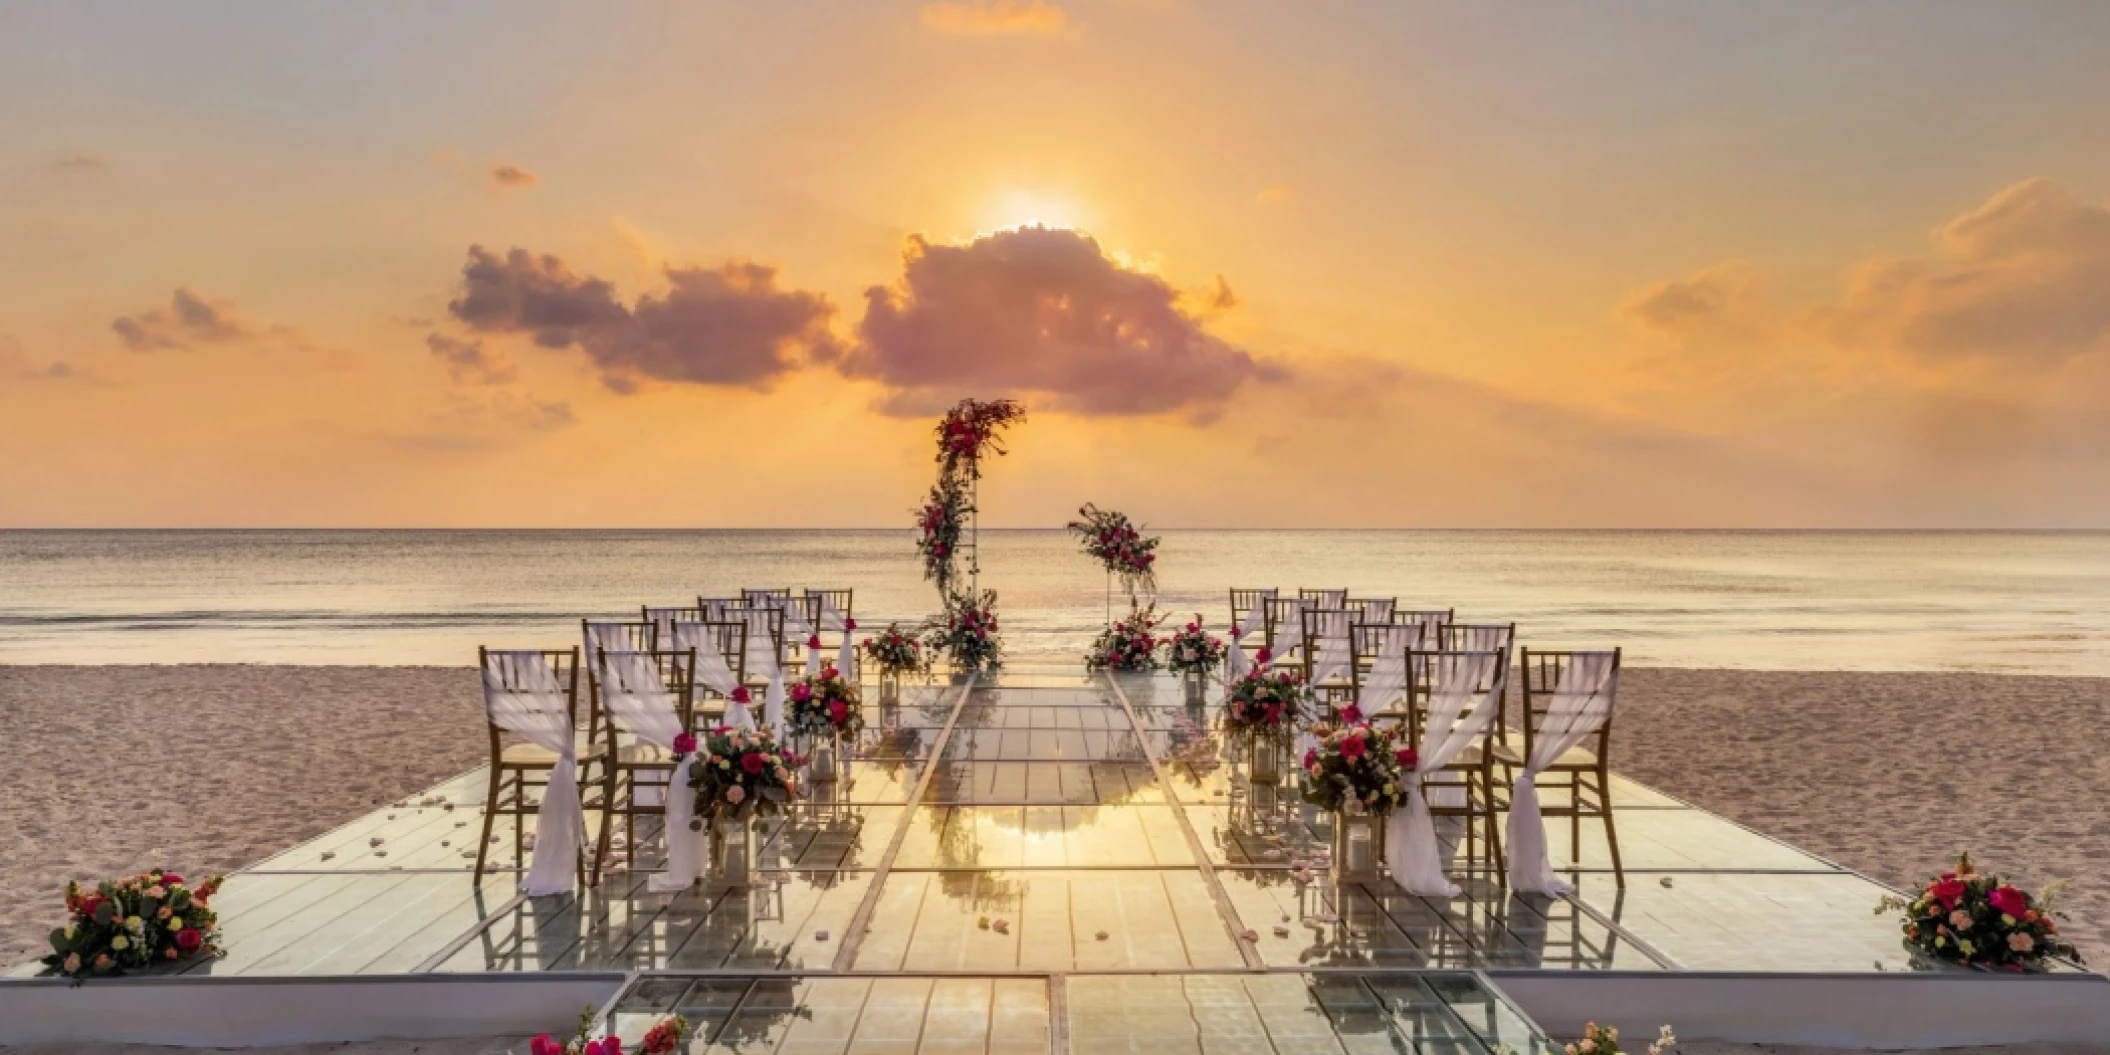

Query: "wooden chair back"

xmin=1516 ymin=647 xmax=1621 ymax=767
xmin=1229 ymin=588 xmax=1275 ymax=633
xmin=476 ymin=646 xmax=582 ymax=751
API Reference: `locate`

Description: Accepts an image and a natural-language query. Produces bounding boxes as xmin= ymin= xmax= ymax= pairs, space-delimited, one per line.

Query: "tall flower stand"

xmin=878 ymin=671 xmax=902 ymax=706
xmin=711 ymin=816 xmax=754 ymax=888
xmin=1180 ymin=669 xmax=1208 ymax=707
xmin=1245 ymin=734 xmax=1286 ymax=786
xmin=803 ymin=732 xmax=840 ymax=784
xmin=1329 ymin=810 xmax=1385 ymax=885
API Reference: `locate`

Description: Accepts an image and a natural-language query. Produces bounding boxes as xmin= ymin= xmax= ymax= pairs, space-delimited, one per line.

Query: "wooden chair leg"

xmin=1599 ymin=768 xmax=1625 ymax=888
xmin=591 ymin=761 xmax=617 ymax=887
xmin=474 ymin=764 xmax=503 ymax=885
xmin=514 ymin=780 xmax=527 ymax=871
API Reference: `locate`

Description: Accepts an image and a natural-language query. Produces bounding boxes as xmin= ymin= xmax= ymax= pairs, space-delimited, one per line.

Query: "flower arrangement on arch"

xmin=935 ymin=397 xmax=1027 ymax=480
xmin=916 ymin=474 xmax=969 ymax=593
xmin=45 ymin=869 xmax=224 ymax=977
xmin=1162 ymin=616 xmax=1228 ymax=676
xmin=787 ymin=664 xmax=865 ymax=739
xmin=1876 ymin=853 xmax=2081 ymax=970
xmin=681 ymin=725 xmax=802 ymax=825
xmin=929 ymin=587 xmax=1003 ymax=671
xmin=1222 ymin=667 xmax=1312 ymax=742
xmin=1563 ymin=1023 xmax=1676 ymax=1055
xmin=1300 ymin=722 xmax=1413 ymax=816
xmin=1067 ymin=503 xmax=1160 ymax=599
xmin=532 ymin=1008 xmax=690 ymax=1055
xmin=861 ymin=623 xmax=928 ymax=677
xmin=1086 ymin=605 xmax=1162 ymax=671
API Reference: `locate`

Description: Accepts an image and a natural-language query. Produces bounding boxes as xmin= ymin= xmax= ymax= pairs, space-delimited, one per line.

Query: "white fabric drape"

xmin=738 ymin=610 xmax=786 ymax=738
xmin=1387 ymin=650 xmax=1499 ymax=897
xmin=582 ymin=621 xmax=632 ymax=666
xmin=1402 ymin=610 xmax=1450 ymax=650
xmin=1505 ymin=651 xmax=1619 ymax=895
xmin=598 ymin=651 xmax=707 ymax=891
xmin=1352 ymin=624 xmax=1421 ymax=715
xmin=1312 ymin=589 xmax=1347 ymax=608
xmin=813 ymin=593 xmax=859 ymax=684
xmin=643 ymin=607 xmax=684 ymax=645
xmin=672 ymin=621 xmax=752 ymax=729
xmin=1306 ymin=609 xmax=1354 ymax=686
xmin=1360 ymin=598 xmax=1396 ymax=624
xmin=481 ymin=651 xmax=584 ymax=896
xmin=1271 ymin=599 xmax=1311 ymax=660
xmin=1226 ymin=589 xmax=1276 ymax=685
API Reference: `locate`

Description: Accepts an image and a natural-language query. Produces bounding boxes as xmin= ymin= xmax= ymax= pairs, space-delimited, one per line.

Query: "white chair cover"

xmin=1387 ymin=650 xmax=1499 ymax=896
xmin=738 ymin=609 xmax=786 ymax=737
xmin=1311 ymin=589 xmax=1347 ymax=608
xmin=1272 ymin=598 xmax=1312 ymax=658
xmin=672 ymin=621 xmax=752 ymax=729
xmin=1226 ymin=588 xmax=1276 ymax=685
xmin=1360 ymin=598 xmax=1396 ymax=624
xmin=1306 ymin=610 xmax=1354 ymax=686
xmin=582 ymin=621 xmax=633 ymax=666
xmin=599 ymin=651 xmax=708 ymax=892
xmin=481 ymin=651 xmax=584 ymax=897
xmin=643 ymin=607 xmax=687 ymax=644
xmin=1402 ymin=610 xmax=1450 ymax=648
xmin=749 ymin=590 xmax=815 ymax=639
xmin=1352 ymin=624 xmax=1423 ymax=715
xmin=813 ymin=593 xmax=859 ymax=685
xmin=1505 ymin=652 xmax=1619 ymax=895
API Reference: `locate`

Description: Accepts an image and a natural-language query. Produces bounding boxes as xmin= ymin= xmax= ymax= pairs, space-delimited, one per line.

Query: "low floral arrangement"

xmin=1067 ymin=503 xmax=1160 ymax=597
xmin=861 ymin=623 xmax=928 ymax=676
xmin=46 ymin=869 xmax=225 ymax=977
xmin=1563 ymin=1023 xmax=1676 ymax=1055
xmin=1300 ymin=722 xmax=1414 ymax=816
xmin=1162 ymin=616 xmax=1228 ymax=675
xmin=532 ymin=1009 xmax=689 ymax=1055
xmin=678 ymin=725 xmax=802 ymax=825
xmin=929 ymin=588 xmax=1003 ymax=671
xmin=787 ymin=665 xmax=864 ymax=738
xmin=1086 ymin=606 xmax=1162 ymax=671
xmin=1876 ymin=853 xmax=2080 ymax=970
xmin=1223 ymin=667 xmax=1313 ymax=740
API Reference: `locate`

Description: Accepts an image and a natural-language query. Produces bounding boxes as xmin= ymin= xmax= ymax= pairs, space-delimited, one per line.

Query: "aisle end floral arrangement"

xmin=1162 ymin=615 xmax=1228 ymax=675
xmin=1086 ymin=605 xmax=1162 ymax=671
xmin=1300 ymin=721 xmax=1413 ymax=816
xmin=1875 ymin=853 xmax=2081 ymax=970
xmin=680 ymin=725 xmax=802 ymax=825
xmin=531 ymin=1008 xmax=689 ymax=1055
xmin=46 ymin=869 xmax=225 ymax=977
xmin=861 ymin=623 xmax=929 ymax=676
xmin=929 ymin=587 xmax=1003 ymax=670
xmin=1222 ymin=664 xmax=1312 ymax=741
xmin=786 ymin=664 xmax=864 ymax=739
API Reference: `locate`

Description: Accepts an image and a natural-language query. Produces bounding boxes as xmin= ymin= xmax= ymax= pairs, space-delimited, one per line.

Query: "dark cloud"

xmin=842 ymin=226 xmax=1285 ymax=420
xmin=1618 ymin=261 xmax=1765 ymax=339
xmin=446 ymin=245 xmax=838 ymax=393
xmin=425 ymin=332 xmax=518 ymax=385
xmin=1827 ymin=178 xmax=2110 ymax=363
xmin=490 ymin=163 xmax=538 ymax=189
xmin=0 ymin=337 xmax=93 ymax=383
xmin=110 ymin=288 xmax=252 ymax=351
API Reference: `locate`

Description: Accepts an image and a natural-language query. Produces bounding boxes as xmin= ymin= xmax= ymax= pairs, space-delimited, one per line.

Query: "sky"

xmin=4 ymin=0 xmax=2110 ymax=528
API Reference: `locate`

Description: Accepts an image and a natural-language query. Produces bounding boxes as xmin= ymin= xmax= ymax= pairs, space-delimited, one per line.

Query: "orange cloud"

xmin=110 ymin=288 xmax=252 ymax=351
xmin=844 ymin=227 xmax=1285 ymax=419
xmin=1824 ymin=178 xmax=2110 ymax=364
xmin=425 ymin=332 xmax=518 ymax=385
xmin=920 ymin=0 xmax=1065 ymax=35
xmin=1618 ymin=260 xmax=1768 ymax=340
xmin=490 ymin=163 xmax=538 ymax=190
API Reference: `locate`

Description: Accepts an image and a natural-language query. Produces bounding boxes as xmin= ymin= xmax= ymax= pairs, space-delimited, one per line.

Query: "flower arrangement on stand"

xmin=45 ymin=869 xmax=225 ymax=977
xmin=861 ymin=622 xmax=928 ymax=704
xmin=682 ymin=725 xmax=802 ymax=885
xmin=929 ymin=587 xmax=1003 ymax=673
xmin=787 ymin=665 xmax=864 ymax=780
xmin=1301 ymin=722 xmax=1413 ymax=882
xmin=1086 ymin=605 xmax=1162 ymax=671
xmin=1067 ymin=503 xmax=1160 ymax=618
xmin=1223 ymin=666 xmax=1312 ymax=784
xmin=532 ymin=1008 xmax=690 ymax=1055
xmin=1562 ymin=1023 xmax=1676 ymax=1055
xmin=1162 ymin=615 xmax=1228 ymax=703
xmin=916 ymin=475 xmax=969 ymax=594
xmin=1876 ymin=853 xmax=2081 ymax=970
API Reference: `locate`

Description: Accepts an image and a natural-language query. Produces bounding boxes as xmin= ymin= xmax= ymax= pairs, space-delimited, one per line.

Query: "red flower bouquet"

xmin=860 ymin=623 xmax=927 ymax=677
xmin=1300 ymin=722 xmax=1409 ymax=816
xmin=46 ymin=869 xmax=225 ymax=976
xmin=1068 ymin=503 xmax=1160 ymax=597
xmin=1086 ymin=606 xmax=1162 ymax=671
xmin=684 ymin=726 xmax=801 ymax=824
xmin=1878 ymin=853 xmax=2081 ymax=970
xmin=1163 ymin=616 xmax=1229 ymax=676
xmin=787 ymin=664 xmax=864 ymax=738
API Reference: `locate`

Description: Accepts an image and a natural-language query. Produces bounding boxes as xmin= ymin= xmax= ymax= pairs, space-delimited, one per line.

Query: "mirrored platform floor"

xmin=14 ymin=664 xmax=1940 ymax=986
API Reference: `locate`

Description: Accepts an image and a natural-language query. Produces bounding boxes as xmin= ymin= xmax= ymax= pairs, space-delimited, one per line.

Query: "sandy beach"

xmin=1 ymin=664 xmax=2104 ymax=971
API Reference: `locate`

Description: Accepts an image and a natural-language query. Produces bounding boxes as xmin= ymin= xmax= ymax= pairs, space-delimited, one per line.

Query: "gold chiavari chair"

xmin=589 ymin=647 xmax=698 ymax=885
xmin=643 ymin=605 xmax=705 ymax=644
xmin=1441 ymin=622 xmax=1517 ymax=744
xmin=1397 ymin=608 xmax=1454 ymax=649
xmin=1229 ymin=588 xmax=1273 ymax=633
xmin=1346 ymin=622 xmax=1424 ymax=722
xmin=1299 ymin=607 xmax=1356 ymax=703
xmin=1347 ymin=597 xmax=1396 ymax=624
xmin=673 ymin=618 xmax=748 ymax=729
xmin=1402 ymin=647 xmax=1507 ymax=875
xmin=582 ymin=619 xmax=656 ymax=752
xmin=1492 ymin=647 xmax=1625 ymax=886
xmin=474 ymin=647 xmax=602 ymax=884
xmin=1298 ymin=588 xmax=1348 ymax=609
xmin=1262 ymin=596 xmax=1307 ymax=664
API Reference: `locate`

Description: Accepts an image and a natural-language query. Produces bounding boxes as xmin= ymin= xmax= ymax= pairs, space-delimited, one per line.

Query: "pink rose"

xmin=1340 ymin=734 xmax=1366 ymax=761
xmin=741 ymin=752 xmax=766 ymax=775
xmin=792 ymin=682 xmax=812 ymax=702
xmin=175 ymin=927 xmax=203 ymax=953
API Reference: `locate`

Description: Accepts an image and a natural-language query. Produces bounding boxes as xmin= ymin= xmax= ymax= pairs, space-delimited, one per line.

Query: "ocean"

xmin=1 ymin=529 xmax=2105 ymax=674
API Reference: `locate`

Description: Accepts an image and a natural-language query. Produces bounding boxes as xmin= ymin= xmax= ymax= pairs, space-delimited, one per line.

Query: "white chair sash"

xmin=1504 ymin=652 xmax=1619 ymax=894
xmin=1352 ymin=624 xmax=1421 ymax=715
xmin=737 ymin=610 xmax=786 ymax=738
xmin=582 ymin=621 xmax=632 ymax=667
xmin=1388 ymin=650 xmax=1499 ymax=896
xmin=1226 ymin=589 xmax=1276 ymax=685
xmin=481 ymin=651 xmax=584 ymax=897
xmin=598 ymin=651 xmax=707 ymax=891
xmin=671 ymin=621 xmax=751 ymax=731
xmin=643 ymin=607 xmax=687 ymax=644
xmin=1361 ymin=598 xmax=1396 ymax=623
xmin=1312 ymin=589 xmax=1346 ymax=608
xmin=1307 ymin=610 xmax=1353 ymax=685
xmin=813 ymin=593 xmax=860 ymax=683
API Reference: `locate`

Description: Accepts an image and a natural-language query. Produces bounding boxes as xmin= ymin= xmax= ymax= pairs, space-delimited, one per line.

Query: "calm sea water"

xmin=1 ymin=530 xmax=2106 ymax=674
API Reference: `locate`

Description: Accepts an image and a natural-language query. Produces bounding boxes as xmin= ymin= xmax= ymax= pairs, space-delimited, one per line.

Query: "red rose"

xmin=160 ymin=873 xmax=184 ymax=887
xmin=1340 ymin=735 xmax=1366 ymax=761
xmin=741 ymin=752 xmax=765 ymax=775
xmin=807 ymin=634 xmax=822 ymax=649
xmin=731 ymin=686 xmax=751 ymax=703
xmin=1395 ymin=748 xmax=1418 ymax=770
xmin=1339 ymin=704 xmax=1363 ymax=723
xmin=1988 ymin=885 xmax=2029 ymax=918
xmin=828 ymin=700 xmax=848 ymax=725
xmin=175 ymin=928 xmax=203 ymax=953
xmin=1254 ymin=648 xmax=1273 ymax=665
xmin=846 ymin=619 xmax=857 ymax=631
xmin=1930 ymin=876 xmax=1968 ymax=911
xmin=672 ymin=732 xmax=697 ymax=755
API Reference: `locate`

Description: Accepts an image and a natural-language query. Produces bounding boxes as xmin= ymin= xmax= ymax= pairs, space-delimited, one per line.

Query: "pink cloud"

xmin=110 ymin=288 xmax=252 ymax=351
xmin=425 ymin=332 xmax=518 ymax=385
xmin=843 ymin=227 xmax=1286 ymax=419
